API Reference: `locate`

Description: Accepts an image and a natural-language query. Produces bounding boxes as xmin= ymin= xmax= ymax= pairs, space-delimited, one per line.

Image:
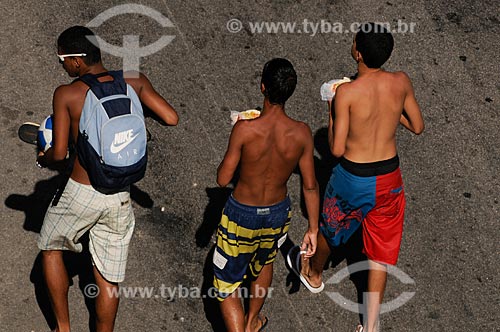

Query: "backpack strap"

xmin=79 ymin=70 xmax=131 ymax=118
xmin=79 ymin=70 xmax=127 ymax=99
xmin=78 ymin=72 xmax=105 ymax=87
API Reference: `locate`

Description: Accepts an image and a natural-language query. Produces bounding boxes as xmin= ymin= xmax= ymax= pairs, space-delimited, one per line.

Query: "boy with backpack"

xmin=36 ymin=26 xmax=178 ymax=332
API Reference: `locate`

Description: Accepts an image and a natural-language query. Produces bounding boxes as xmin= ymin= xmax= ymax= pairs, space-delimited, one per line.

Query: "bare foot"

xmin=255 ymin=314 xmax=269 ymax=332
xmin=300 ymin=255 xmax=323 ymax=288
xmin=246 ymin=314 xmax=268 ymax=332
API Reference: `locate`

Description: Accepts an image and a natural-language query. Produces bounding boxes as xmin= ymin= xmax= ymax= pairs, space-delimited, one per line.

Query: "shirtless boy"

xmin=295 ymin=23 xmax=424 ymax=332
xmin=36 ymin=26 xmax=178 ymax=332
xmin=213 ymin=58 xmax=319 ymax=331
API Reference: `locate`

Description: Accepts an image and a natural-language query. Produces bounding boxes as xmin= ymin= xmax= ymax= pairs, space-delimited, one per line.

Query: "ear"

xmin=351 ymin=38 xmax=360 ymax=62
xmin=355 ymin=50 xmax=362 ymax=63
xmin=261 ymin=82 xmax=265 ymax=94
xmin=73 ymin=57 xmax=81 ymax=68
xmin=352 ymin=49 xmax=363 ymax=63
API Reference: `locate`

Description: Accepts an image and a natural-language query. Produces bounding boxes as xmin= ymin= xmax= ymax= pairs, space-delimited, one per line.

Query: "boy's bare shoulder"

xmin=54 ymin=80 xmax=88 ymax=101
xmin=292 ymin=119 xmax=313 ymax=138
xmin=233 ymin=115 xmax=311 ymax=135
xmin=231 ymin=118 xmax=255 ymax=136
xmin=123 ymin=71 xmax=150 ymax=89
xmin=390 ymin=71 xmax=415 ymax=94
xmin=392 ymin=71 xmax=412 ymax=84
xmin=335 ymin=80 xmax=356 ymax=98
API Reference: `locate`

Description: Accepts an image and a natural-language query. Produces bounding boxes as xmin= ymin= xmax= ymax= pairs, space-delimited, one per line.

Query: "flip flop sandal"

xmin=257 ymin=314 xmax=268 ymax=332
xmin=286 ymin=245 xmax=324 ymax=293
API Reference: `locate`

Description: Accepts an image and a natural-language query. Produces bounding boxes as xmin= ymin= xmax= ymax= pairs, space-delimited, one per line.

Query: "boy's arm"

xmin=330 ymin=84 xmax=350 ymax=158
xmin=399 ymin=73 xmax=424 ymax=134
xmin=298 ymin=124 xmax=320 ymax=258
xmin=217 ymin=122 xmax=245 ymax=187
xmin=327 ymin=99 xmax=335 ymax=151
xmin=128 ymin=72 xmax=179 ymax=126
xmin=37 ymin=86 xmax=71 ymax=167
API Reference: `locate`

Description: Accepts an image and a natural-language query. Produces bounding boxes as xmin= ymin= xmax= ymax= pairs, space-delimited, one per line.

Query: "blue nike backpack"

xmin=76 ymin=71 xmax=147 ymax=191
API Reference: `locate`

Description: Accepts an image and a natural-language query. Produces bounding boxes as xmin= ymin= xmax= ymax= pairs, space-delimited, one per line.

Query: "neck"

xmin=262 ymin=98 xmax=285 ymax=115
xmin=357 ymin=62 xmax=382 ymax=77
xmin=78 ymin=63 xmax=108 ymax=77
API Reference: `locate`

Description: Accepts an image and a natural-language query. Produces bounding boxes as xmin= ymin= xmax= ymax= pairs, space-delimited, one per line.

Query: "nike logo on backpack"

xmin=110 ymin=129 xmax=139 ymax=154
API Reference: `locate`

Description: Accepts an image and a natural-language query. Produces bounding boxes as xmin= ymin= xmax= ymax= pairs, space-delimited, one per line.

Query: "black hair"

xmin=261 ymin=58 xmax=297 ymax=105
xmin=57 ymin=26 xmax=101 ymax=65
xmin=355 ymin=22 xmax=394 ymax=68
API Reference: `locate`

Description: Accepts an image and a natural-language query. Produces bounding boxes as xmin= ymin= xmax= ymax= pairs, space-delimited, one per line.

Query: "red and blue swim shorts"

xmin=321 ymin=155 xmax=406 ymax=265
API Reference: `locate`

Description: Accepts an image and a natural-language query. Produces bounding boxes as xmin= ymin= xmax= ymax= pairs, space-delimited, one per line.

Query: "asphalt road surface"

xmin=0 ymin=0 xmax=498 ymax=331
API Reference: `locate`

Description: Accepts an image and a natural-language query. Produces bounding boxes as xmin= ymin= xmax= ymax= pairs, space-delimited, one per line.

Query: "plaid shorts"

xmin=38 ymin=178 xmax=135 ymax=283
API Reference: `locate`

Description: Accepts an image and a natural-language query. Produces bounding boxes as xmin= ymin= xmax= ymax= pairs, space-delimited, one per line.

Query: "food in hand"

xmin=320 ymin=77 xmax=352 ymax=101
xmin=230 ymin=109 xmax=261 ymax=125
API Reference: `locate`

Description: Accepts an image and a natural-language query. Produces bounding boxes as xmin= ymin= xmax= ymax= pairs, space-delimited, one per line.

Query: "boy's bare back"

xmin=217 ymin=57 xmax=319 ymax=261
xmin=220 ymin=109 xmax=312 ymax=206
xmin=332 ymin=70 xmax=423 ymax=163
xmin=323 ymin=23 xmax=424 ymax=332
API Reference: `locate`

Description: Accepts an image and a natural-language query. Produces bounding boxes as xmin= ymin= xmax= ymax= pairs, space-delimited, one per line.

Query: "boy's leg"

xmin=301 ymin=231 xmax=331 ymax=287
xmin=93 ymin=266 xmax=120 ymax=332
xmin=245 ymin=263 xmax=273 ymax=332
xmin=220 ymin=288 xmax=246 ymax=332
xmin=363 ymin=260 xmax=387 ymax=332
xmin=42 ymin=250 xmax=71 ymax=332
xmin=361 ymin=169 xmax=405 ymax=331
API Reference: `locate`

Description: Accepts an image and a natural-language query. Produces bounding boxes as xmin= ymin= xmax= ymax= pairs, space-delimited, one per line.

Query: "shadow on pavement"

xmin=196 ymin=187 xmax=232 ymax=248
xmin=201 ymin=245 xmax=227 ymax=332
xmin=5 ymin=174 xmax=67 ymax=233
xmin=296 ymin=127 xmax=340 ymax=219
xmin=198 ymin=187 xmax=232 ymax=331
xmin=327 ymin=226 xmax=368 ymax=323
xmin=281 ymin=227 xmax=367 ymax=325
xmin=5 ymin=175 xmax=154 ymax=233
xmin=30 ymin=233 xmax=97 ymax=332
xmin=5 ymin=173 xmax=153 ymax=331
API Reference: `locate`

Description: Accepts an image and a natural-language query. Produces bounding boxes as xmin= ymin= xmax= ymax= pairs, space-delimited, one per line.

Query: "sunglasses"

xmin=57 ymin=53 xmax=87 ymax=62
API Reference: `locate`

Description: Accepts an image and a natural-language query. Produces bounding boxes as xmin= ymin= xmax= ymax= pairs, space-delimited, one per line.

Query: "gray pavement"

xmin=0 ymin=0 xmax=498 ymax=331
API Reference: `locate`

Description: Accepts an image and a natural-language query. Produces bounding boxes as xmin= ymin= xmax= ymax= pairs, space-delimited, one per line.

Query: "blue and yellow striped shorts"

xmin=213 ymin=195 xmax=291 ymax=301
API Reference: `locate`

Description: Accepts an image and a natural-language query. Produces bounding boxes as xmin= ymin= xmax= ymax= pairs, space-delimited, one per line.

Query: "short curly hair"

xmin=57 ymin=26 xmax=101 ymax=65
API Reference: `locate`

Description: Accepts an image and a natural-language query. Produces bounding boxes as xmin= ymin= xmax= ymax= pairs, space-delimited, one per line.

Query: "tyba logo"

xmin=325 ymin=260 xmax=416 ymax=314
xmin=86 ymin=4 xmax=176 ymax=77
